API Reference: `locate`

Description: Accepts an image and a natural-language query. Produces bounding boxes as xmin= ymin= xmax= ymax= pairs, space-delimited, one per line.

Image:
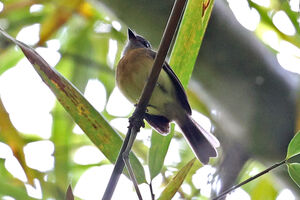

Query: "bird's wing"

xmin=148 ymin=50 xmax=192 ymax=114
xmin=163 ymin=61 xmax=192 ymax=114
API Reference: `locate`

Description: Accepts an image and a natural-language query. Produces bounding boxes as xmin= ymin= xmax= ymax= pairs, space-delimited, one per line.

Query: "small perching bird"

xmin=116 ymin=29 xmax=219 ymax=164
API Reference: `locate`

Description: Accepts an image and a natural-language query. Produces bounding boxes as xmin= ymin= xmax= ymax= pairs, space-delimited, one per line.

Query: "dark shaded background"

xmin=101 ymin=0 xmax=298 ymax=194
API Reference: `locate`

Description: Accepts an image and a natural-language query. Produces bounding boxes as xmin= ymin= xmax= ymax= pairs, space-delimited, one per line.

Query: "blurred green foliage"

xmin=0 ymin=0 xmax=300 ymax=199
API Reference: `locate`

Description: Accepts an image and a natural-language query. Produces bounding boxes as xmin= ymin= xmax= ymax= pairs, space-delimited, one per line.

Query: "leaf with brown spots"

xmin=0 ymin=28 xmax=146 ymax=184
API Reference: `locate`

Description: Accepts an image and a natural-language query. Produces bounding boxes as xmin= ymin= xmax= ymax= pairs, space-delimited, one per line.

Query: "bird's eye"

xmin=136 ymin=36 xmax=151 ymax=48
xmin=143 ymin=41 xmax=150 ymax=48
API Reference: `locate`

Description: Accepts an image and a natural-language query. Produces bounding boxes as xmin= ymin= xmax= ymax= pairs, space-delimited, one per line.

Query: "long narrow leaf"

xmin=0 ymin=29 xmax=146 ymax=183
xmin=0 ymin=98 xmax=36 ymax=185
xmin=158 ymin=158 xmax=196 ymax=200
xmin=148 ymin=0 xmax=215 ymax=180
xmin=148 ymin=129 xmax=174 ymax=180
xmin=170 ymin=0 xmax=215 ymax=86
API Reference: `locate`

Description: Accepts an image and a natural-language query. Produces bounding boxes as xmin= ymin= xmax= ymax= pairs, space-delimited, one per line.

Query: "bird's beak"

xmin=128 ymin=28 xmax=136 ymax=40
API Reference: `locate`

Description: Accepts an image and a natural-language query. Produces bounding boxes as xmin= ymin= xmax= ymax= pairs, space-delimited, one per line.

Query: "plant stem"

xmin=149 ymin=181 xmax=155 ymax=200
xmin=102 ymin=128 xmax=131 ymax=200
xmin=213 ymin=159 xmax=287 ymax=200
xmin=102 ymin=0 xmax=187 ymax=199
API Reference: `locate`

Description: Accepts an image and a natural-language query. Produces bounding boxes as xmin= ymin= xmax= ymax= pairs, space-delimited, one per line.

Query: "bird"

xmin=116 ymin=28 xmax=219 ymax=164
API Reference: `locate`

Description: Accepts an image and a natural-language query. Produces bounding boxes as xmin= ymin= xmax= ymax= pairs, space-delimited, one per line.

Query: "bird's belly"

xmin=116 ymin=54 xmax=178 ymax=118
xmin=117 ymin=57 xmax=152 ymax=103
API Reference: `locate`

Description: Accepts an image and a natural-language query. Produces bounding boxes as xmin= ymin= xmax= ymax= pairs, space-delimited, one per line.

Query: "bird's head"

xmin=123 ymin=28 xmax=152 ymax=54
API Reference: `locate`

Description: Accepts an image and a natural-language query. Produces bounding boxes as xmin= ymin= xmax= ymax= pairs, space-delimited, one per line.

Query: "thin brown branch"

xmin=149 ymin=181 xmax=155 ymax=200
xmin=213 ymin=159 xmax=287 ymax=200
xmin=102 ymin=0 xmax=187 ymax=199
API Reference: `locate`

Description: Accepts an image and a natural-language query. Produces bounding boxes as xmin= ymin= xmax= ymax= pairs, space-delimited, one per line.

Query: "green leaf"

xmin=238 ymin=161 xmax=279 ymax=199
xmin=38 ymin=0 xmax=83 ymax=45
xmin=287 ymin=163 xmax=300 ymax=188
xmin=286 ymin=132 xmax=300 ymax=159
xmin=148 ymin=129 xmax=173 ymax=180
xmin=51 ymin=23 xmax=99 ymax=191
xmin=0 ymin=47 xmax=23 ymax=75
xmin=0 ymin=29 xmax=146 ymax=184
xmin=0 ymin=181 xmax=36 ymax=200
xmin=51 ymin=103 xmax=74 ymax=191
xmin=0 ymin=160 xmax=36 ymax=200
xmin=0 ymin=98 xmax=37 ymax=185
xmin=247 ymin=176 xmax=278 ymax=200
xmin=157 ymin=158 xmax=196 ymax=200
xmin=170 ymin=0 xmax=215 ymax=87
xmin=148 ymin=0 xmax=215 ymax=180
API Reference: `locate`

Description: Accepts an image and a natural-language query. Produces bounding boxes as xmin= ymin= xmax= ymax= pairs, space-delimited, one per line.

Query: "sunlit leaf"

xmin=0 ymin=160 xmax=36 ymax=200
xmin=287 ymin=163 xmax=300 ymax=188
xmin=248 ymin=177 xmax=278 ymax=200
xmin=239 ymin=161 xmax=279 ymax=199
xmin=51 ymin=103 xmax=74 ymax=191
xmin=0 ymin=47 xmax=23 ymax=75
xmin=0 ymin=181 xmax=36 ymax=200
xmin=170 ymin=0 xmax=214 ymax=87
xmin=78 ymin=1 xmax=96 ymax=19
xmin=157 ymin=158 xmax=196 ymax=200
xmin=186 ymin=89 xmax=210 ymax=116
xmin=0 ymin=29 xmax=146 ymax=184
xmin=148 ymin=129 xmax=173 ymax=180
xmin=148 ymin=0 xmax=215 ymax=180
xmin=281 ymin=1 xmax=300 ymax=34
xmin=38 ymin=0 xmax=83 ymax=45
xmin=52 ymin=23 xmax=97 ymax=191
xmin=0 ymin=98 xmax=36 ymax=185
xmin=286 ymin=132 xmax=300 ymax=159
xmin=0 ymin=0 xmax=38 ymax=27
xmin=249 ymin=1 xmax=300 ymax=48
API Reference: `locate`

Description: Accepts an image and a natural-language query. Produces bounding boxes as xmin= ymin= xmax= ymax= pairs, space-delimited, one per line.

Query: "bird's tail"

xmin=177 ymin=114 xmax=219 ymax=164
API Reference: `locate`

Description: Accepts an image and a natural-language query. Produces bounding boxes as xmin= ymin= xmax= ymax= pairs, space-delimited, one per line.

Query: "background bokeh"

xmin=0 ymin=0 xmax=300 ymax=199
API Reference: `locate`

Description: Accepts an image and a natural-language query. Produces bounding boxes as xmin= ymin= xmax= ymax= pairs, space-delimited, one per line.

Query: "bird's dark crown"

xmin=123 ymin=28 xmax=152 ymax=54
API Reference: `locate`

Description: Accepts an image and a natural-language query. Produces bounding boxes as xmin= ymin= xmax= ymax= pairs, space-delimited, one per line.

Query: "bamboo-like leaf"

xmin=0 ymin=98 xmax=36 ymax=185
xmin=169 ymin=0 xmax=215 ymax=86
xmin=51 ymin=23 xmax=97 ymax=191
xmin=51 ymin=103 xmax=74 ymax=192
xmin=0 ymin=181 xmax=37 ymax=200
xmin=0 ymin=29 xmax=146 ymax=184
xmin=0 ymin=159 xmax=37 ymax=199
xmin=148 ymin=129 xmax=174 ymax=180
xmin=157 ymin=158 xmax=196 ymax=200
xmin=148 ymin=0 xmax=214 ymax=180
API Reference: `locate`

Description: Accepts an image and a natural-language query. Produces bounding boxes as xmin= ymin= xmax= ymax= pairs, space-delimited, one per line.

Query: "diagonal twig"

xmin=102 ymin=0 xmax=187 ymax=199
xmin=213 ymin=160 xmax=287 ymax=200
